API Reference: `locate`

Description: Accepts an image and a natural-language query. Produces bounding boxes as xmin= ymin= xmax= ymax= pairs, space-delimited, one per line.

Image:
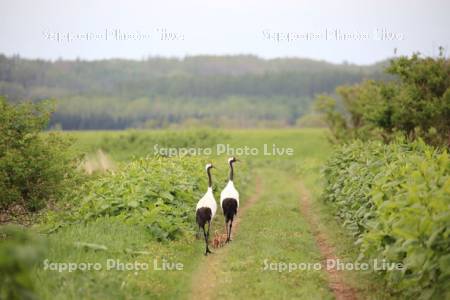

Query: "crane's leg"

xmin=196 ymin=225 xmax=201 ymax=239
xmin=205 ymin=221 xmax=212 ymax=255
xmin=226 ymin=219 xmax=233 ymax=243
xmin=202 ymin=226 xmax=209 ymax=255
xmin=225 ymin=220 xmax=229 ymax=242
xmin=228 ymin=220 xmax=233 ymax=242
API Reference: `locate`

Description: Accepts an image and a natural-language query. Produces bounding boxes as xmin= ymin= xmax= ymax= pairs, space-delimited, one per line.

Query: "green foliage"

xmin=316 ymin=53 xmax=450 ymax=146
xmin=50 ymin=157 xmax=223 ymax=242
xmin=0 ymin=98 xmax=80 ymax=211
xmin=314 ymin=94 xmax=349 ymax=142
xmin=0 ymin=225 xmax=46 ymax=300
xmin=295 ymin=113 xmax=327 ymax=128
xmin=322 ymin=139 xmax=450 ymax=298
xmin=52 ymin=95 xmax=314 ymax=129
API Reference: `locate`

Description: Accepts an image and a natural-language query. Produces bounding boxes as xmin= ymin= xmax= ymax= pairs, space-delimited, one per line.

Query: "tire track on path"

xmin=298 ymin=182 xmax=358 ymax=300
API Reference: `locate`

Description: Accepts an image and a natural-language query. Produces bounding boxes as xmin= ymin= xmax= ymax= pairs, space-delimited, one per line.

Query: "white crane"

xmin=196 ymin=163 xmax=217 ymax=255
xmin=220 ymin=157 xmax=240 ymax=243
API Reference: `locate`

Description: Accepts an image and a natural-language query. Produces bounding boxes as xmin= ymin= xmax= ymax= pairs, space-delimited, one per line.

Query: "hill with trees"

xmin=0 ymin=54 xmax=388 ymax=129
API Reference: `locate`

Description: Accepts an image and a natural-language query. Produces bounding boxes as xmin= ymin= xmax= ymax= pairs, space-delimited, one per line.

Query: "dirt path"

xmin=189 ymin=176 xmax=263 ymax=300
xmin=298 ymin=182 xmax=358 ymax=300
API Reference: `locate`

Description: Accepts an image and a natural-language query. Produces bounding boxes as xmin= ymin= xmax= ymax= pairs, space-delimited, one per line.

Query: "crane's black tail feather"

xmin=196 ymin=207 xmax=212 ymax=227
xmin=222 ymin=198 xmax=238 ymax=222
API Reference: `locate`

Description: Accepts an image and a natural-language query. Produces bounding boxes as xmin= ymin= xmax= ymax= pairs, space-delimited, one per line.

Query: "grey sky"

xmin=0 ymin=0 xmax=449 ymax=64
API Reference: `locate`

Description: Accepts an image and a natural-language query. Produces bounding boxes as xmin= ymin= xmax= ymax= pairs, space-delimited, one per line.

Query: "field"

xmin=18 ymin=129 xmax=394 ymax=299
xmin=1 ymin=3 xmax=449 ymax=299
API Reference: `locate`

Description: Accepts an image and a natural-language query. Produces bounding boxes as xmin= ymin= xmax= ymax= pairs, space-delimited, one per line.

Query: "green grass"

xmin=64 ymin=128 xmax=229 ymax=162
xmin=212 ymin=168 xmax=333 ymax=299
xmin=65 ymin=128 xmax=329 ymax=162
xmin=34 ymin=219 xmax=204 ymax=299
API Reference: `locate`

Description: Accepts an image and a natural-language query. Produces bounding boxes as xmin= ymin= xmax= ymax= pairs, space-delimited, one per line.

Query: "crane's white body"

xmin=196 ymin=187 xmax=217 ymax=218
xmin=220 ymin=180 xmax=239 ymax=207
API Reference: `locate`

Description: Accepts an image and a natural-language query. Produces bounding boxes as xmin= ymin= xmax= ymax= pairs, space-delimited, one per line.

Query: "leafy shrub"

xmin=0 ymin=98 xmax=79 ymax=211
xmin=0 ymin=225 xmax=46 ymax=300
xmin=322 ymin=140 xmax=450 ymax=298
xmin=50 ymin=156 xmax=234 ymax=241
xmin=316 ymin=52 xmax=450 ymax=147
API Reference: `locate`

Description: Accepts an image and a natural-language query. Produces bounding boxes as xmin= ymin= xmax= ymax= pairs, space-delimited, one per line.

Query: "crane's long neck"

xmin=207 ymin=168 xmax=212 ymax=188
xmin=229 ymin=161 xmax=234 ymax=181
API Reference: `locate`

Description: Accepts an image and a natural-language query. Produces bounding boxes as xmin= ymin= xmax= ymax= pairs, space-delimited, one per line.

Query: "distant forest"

xmin=0 ymin=54 xmax=389 ymax=129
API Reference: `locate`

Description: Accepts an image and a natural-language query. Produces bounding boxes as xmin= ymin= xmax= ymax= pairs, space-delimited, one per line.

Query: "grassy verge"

xmin=34 ymin=219 xmax=203 ymax=299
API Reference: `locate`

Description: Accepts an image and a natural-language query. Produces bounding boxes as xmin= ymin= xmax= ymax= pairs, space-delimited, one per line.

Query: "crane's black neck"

xmin=207 ymin=167 xmax=212 ymax=187
xmin=229 ymin=161 xmax=235 ymax=181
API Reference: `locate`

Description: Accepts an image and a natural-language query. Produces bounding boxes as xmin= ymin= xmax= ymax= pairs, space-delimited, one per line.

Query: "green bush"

xmin=322 ymin=140 xmax=450 ymax=298
xmin=48 ymin=156 xmax=244 ymax=242
xmin=0 ymin=225 xmax=46 ymax=300
xmin=316 ymin=52 xmax=450 ymax=146
xmin=0 ymin=98 xmax=79 ymax=211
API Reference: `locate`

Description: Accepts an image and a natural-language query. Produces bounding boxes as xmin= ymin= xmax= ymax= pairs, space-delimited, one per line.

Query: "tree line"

xmin=0 ymin=54 xmax=388 ymax=129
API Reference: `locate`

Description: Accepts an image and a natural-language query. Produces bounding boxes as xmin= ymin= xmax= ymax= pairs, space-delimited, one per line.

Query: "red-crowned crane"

xmin=220 ymin=157 xmax=239 ymax=243
xmin=196 ymin=163 xmax=217 ymax=255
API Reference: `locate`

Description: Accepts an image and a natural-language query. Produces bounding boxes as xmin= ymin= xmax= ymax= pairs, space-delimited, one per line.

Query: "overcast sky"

xmin=1 ymin=0 xmax=449 ymax=64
